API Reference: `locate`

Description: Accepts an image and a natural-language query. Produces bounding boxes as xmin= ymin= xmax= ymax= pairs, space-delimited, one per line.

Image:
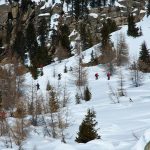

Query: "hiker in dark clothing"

xmin=58 ymin=73 xmax=62 ymax=80
xmin=107 ymin=72 xmax=111 ymax=80
xmin=95 ymin=73 xmax=99 ymax=80
xmin=36 ymin=83 xmax=40 ymax=90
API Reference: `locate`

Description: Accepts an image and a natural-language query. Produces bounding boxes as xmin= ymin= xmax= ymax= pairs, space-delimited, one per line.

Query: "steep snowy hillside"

xmin=111 ymin=15 xmax=150 ymax=61
xmin=0 ymin=0 xmax=150 ymax=150
xmin=22 ymin=16 xmax=150 ymax=150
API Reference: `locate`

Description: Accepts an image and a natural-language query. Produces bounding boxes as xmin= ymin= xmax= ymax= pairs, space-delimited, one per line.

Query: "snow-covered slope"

xmin=111 ymin=15 xmax=150 ymax=61
xmin=22 ymin=16 xmax=150 ymax=150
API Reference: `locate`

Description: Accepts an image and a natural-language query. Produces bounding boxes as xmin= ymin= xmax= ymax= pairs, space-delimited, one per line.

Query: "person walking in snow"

xmin=107 ymin=72 xmax=111 ymax=80
xmin=36 ymin=83 xmax=40 ymax=90
xmin=58 ymin=73 xmax=62 ymax=80
xmin=95 ymin=73 xmax=99 ymax=80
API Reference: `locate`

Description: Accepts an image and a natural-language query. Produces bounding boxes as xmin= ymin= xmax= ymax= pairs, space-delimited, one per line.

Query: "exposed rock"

xmin=52 ymin=3 xmax=63 ymax=15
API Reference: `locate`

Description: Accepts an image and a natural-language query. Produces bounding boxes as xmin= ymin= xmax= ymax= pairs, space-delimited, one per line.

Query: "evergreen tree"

xmin=38 ymin=18 xmax=48 ymax=48
xmin=90 ymin=50 xmax=95 ymax=62
xmin=37 ymin=17 xmax=49 ymax=66
xmin=73 ymin=0 xmax=80 ymax=20
xmin=147 ymin=0 xmax=150 ymax=17
xmin=49 ymin=87 xmax=59 ymax=113
xmin=13 ymin=30 xmax=25 ymax=61
xmin=26 ymin=22 xmax=39 ymax=79
xmin=21 ymin=0 xmax=31 ymax=12
xmin=97 ymin=0 xmax=102 ymax=6
xmin=90 ymin=0 xmax=95 ymax=7
xmin=25 ymin=22 xmax=38 ymax=65
xmin=101 ymin=21 xmax=110 ymax=48
xmin=84 ymin=86 xmax=92 ymax=101
xmin=127 ymin=13 xmax=139 ymax=37
xmin=59 ymin=24 xmax=71 ymax=56
xmin=79 ymin=22 xmax=88 ymax=50
xmin=103 ymin=0 xmax=107 ymax=6
xmin=116 ymin=32 xmax=129 ymax=66
xmin=139 ymin=41 xmax=149 ymax=63
xmin=107 ymin=18 xmax=117 ymax=33
xmin=46 ymin=81 xmax=52 ymax=91
xmin=101 ymin=19 xmax=117 ymax=48
xmin=29 ymin=66 xmax=39 ymax=80
xmin=75 ymin=109 xmax=100 ymax=143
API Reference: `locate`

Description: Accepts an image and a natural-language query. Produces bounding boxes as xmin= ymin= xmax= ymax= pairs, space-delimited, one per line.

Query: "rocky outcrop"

xmin=63 ymin=0 xmax=146 ymax=45
xmin=0 ymin=0 xmax=147 ymax=61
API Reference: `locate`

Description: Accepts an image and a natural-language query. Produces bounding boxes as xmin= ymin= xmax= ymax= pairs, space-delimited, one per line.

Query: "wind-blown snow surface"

xmin=22 ymin=16 xmax=150 ymax=150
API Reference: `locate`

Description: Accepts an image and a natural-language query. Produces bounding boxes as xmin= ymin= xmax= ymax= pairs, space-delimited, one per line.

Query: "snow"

xmin=111 ymin=15 xmax=150 ymax=62
xmin=140 ymin=10 xmax=146 ymax=14
xmin=69 ymin=29 xmax=78 ymax=38
xmin=23 ymin=15 xmax=150 ymax=150
xmin=0 ymin=0 xmax=6 ymax=5
xmin=50 ymin=13 xmax=60 ymax=30
xmin=1 ymin=0 xmax=150 ymax=149
xmin=89 ymin=13 xmax=98 ymax=18
xmin=38 ymin=13 xmax=50 ymax=17
xmin=114 ymin=1 xmax=125 ymax=8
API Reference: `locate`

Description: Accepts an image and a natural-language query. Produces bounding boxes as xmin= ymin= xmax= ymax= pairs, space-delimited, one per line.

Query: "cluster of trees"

xmin=127 ymin=13 xmax=142 ymax=37
xmin=0 ymin=58 xmax=99 ymax=147
xmin=13 ymin=17 xmax=50 ymax=79
xmin=0 ymin=61 xmax=71 ymax=148
xmin=139 ymin=41 xmax=150 ymax=72
xmin=147 ymin=0 xmax=150 ymax=17
xmin=65 ymin=0 xmax=117 ymax=20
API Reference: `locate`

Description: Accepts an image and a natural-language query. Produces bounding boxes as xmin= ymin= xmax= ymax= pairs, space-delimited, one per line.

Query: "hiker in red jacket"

xmin=95 ymin=73 xmax=99 ymax=80
xmin=107 ymin=72 xmax=111 ymax=80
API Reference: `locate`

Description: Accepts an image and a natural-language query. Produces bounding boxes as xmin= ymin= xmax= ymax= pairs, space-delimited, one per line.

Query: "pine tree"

xmin=73 ymin=0 xmax=80 ymax=20
xmin=79 ymin=22 xmax=88 ymax=50
xmin=59 ymin=24 xmax=71 ymax=56
xmin=101 ymin=21 xmax=110 ymax=48
xmin=49 ymin=88 xmax=59 ymax=113
xmin=127 ymin=13 xmax=139 ymax=37
xmin=84 ymin=86 xmax=91 ymax=101
xmin=13 ymin=30 xmax=25 ymax=61
xmin=139 ymin=41 xmax=149 ymax=63
xmin=147 ymin=0 xmax=150 ymax=17
xmin=103 ymin=0 xmax=107 ymax=6
xmin=29 ymin=66 xmax=39 ymax=80
xmin=25 ymin=22 xmax=38 ymax=65
xmin=37 ymin=17 xmax=49 ymax=66
xmin=97 ymin=0 xmax=102 ymax=6
xmin=91 ymin=0 xmax=95 ymax=8
xmin=21 ymin=0 xmax=30 ymax=12
xmin=90 ymin=50 xmax=95 ymax=62
xmin=46 ymin=81 xmax=52 ymax=91
xmin=116 ymin=32 xmax=129 ymax=66
xmin=107 ymin=18 xmax=117 ymax=33
xmin=26 ymin=22 xmax=39 ymax=79
xmin=75 ymin=109 xmax=100 ymax=143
